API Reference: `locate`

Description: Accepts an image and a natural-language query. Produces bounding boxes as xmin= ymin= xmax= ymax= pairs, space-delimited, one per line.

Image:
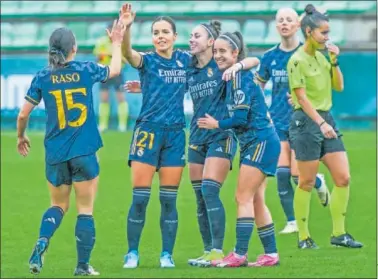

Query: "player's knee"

xmin=335 ymin=173 xmax=350 ymax=187
xmin=100 ymin=92 xmax=109 ymax=102
xmin=116 ymin=92 xmax=125 ymax=102
xmin=235 ymin=191 xmax=254 ymax=206
xmin=298 ymin=177 xmax=316 ymax=191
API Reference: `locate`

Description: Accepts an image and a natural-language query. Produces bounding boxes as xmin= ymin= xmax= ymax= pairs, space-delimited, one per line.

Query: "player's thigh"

xmin=47 ymin=182 xmax=72 ymax=212
xmin=114 ymin=76 xmax=125 ymax=102
xmin=322 ymin=151 xmax=350 ymax=187
xmin=159 ymin=167 xmax=184 ymax=186
xmin=189 ymin=163 xmax=205 ymax=182
xmin=290 ymin=149 xmax=299 ymax=177
xmin=129 ymin=123 xmax=163 ymax=171
xmin=278 ymin=140 xmax=291 ymax=167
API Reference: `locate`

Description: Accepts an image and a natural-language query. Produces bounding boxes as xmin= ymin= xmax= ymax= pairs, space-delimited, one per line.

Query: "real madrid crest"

xmin=177 ymin=60 xmax=183 ymax=67
xmin=137 ymin=148 xmax=144 ymax=157
xmin=207 ymin=67 xmax=213 ymax=77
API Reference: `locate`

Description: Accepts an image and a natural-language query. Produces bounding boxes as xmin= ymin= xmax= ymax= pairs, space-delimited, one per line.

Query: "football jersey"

xmin=256 ymin=43 xmax=302 ymax=131
xmin=225 ymin=70 xmax=275 ymax=150
xmin=136 ymin=50 xmax=192 ymax=127
xmin=25 ymin=61 xmax=108 ymax=164
xmin=187 ymin=58 xmax=232 ymax=145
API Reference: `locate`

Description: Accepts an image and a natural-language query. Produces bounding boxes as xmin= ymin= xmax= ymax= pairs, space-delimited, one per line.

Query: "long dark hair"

xmin=300 ymin=4 xmax=329 ymax=39
xmin=48 ymin=27 xmax=76 ymax=69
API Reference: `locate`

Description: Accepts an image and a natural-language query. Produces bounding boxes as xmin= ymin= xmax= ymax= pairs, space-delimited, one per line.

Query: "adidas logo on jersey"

xmin=245 ymin=154 xmax=251 ymax=160
xmin=215 ymin=147 xmax=223 ymax=152
xmin=271 ymin=60 xmax=277 ymax=66
xmin=188 ymin=76 xmax=195 ymax=83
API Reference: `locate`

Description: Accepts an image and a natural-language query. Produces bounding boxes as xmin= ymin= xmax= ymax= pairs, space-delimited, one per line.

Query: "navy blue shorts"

xmin=188 ymin=136 xmax=237 ymax=167
xmin=46 ymin=153 xmax=99 ymax=187
xmin=240 ymin=133 xmax=281 ymax=177
xmin=128 ymin=122 xmax=186 ymax=169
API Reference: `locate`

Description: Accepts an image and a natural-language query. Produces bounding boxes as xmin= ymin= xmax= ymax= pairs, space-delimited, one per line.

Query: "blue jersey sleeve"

xmin=218 ymin=72 xmax=252 ymax=129
xmin=218 ymin=109 xmax=248 ymax=130
xmin=232 ymin=72 xmax=252 ymax=110
xmin=25 ymin=75 xmax=42 ymax=106
xmin=256 ymin=52 xmax=270 ymax=83
xmin=87 ymin=61 xmax=109 ymax=84
xmin=137 ymin=52 xmax=152 ymax=69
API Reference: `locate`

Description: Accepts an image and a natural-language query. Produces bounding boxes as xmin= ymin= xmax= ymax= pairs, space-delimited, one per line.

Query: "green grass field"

xmin=1 ymin=131 xmax=377 ymax=278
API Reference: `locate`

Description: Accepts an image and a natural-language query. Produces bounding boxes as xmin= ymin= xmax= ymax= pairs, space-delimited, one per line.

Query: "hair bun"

xmin=305 ymin=4 xmax=316 ymax=15
xmin=209 ymin=20 xmax=222 ymax=33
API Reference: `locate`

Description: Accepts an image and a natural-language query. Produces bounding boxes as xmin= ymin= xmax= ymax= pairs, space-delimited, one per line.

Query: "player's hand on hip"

xmin=197 ymin=113 xmax=219 ymax=130
xmin=320 ymin=122 xmax=337 ymax=139
xmin=124 ymin=80 xmax=141 ymax=93
xmin=17 ymin=136 xmax=31 ymax=157
xmin=119 ymin=3 xmax=136 ymax=28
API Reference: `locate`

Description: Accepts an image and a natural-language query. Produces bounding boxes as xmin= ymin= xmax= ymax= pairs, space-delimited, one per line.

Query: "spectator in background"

xmin=93 ymin=22 xmax=129 ymax=132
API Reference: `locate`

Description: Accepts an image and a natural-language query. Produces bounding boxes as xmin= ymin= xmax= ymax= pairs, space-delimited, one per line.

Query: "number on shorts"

xmin=136 ymin=131 xmax=155 ymax=149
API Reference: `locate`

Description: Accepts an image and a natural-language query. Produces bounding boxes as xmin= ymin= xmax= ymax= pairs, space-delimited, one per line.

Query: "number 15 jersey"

xmin=25 ymin=61 xmax=109 ymax=165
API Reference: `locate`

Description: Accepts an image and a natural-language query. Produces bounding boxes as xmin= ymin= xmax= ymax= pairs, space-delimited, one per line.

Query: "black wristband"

xmin=331 ymin=61 xmax=339 ymax=67
xmin=319 ymin=120 xmax=326 ymax=127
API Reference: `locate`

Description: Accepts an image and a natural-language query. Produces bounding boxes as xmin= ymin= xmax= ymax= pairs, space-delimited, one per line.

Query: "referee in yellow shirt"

xmin=94 ymin=23 xmax=129 ymax=132
xmin=287 ymin=4 xmax=362 ymax=249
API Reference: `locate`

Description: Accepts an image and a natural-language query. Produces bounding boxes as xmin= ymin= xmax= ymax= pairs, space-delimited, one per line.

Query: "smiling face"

xmin=151 ymin=20 xmax=177 ymax=53
xmin=213 ymin=38 xmax=238 ymax=70
xmin=276 ymin=8 xmax=299 ymax=39
xmin=189 ymin=25 xmax=213 ymax=55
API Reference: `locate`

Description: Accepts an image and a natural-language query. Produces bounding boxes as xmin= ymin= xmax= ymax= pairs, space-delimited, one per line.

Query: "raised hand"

xmin=106 ymin=19 xmax=126 ymax=44
xmin=119 ymin=3 xmax=136 ymax=28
